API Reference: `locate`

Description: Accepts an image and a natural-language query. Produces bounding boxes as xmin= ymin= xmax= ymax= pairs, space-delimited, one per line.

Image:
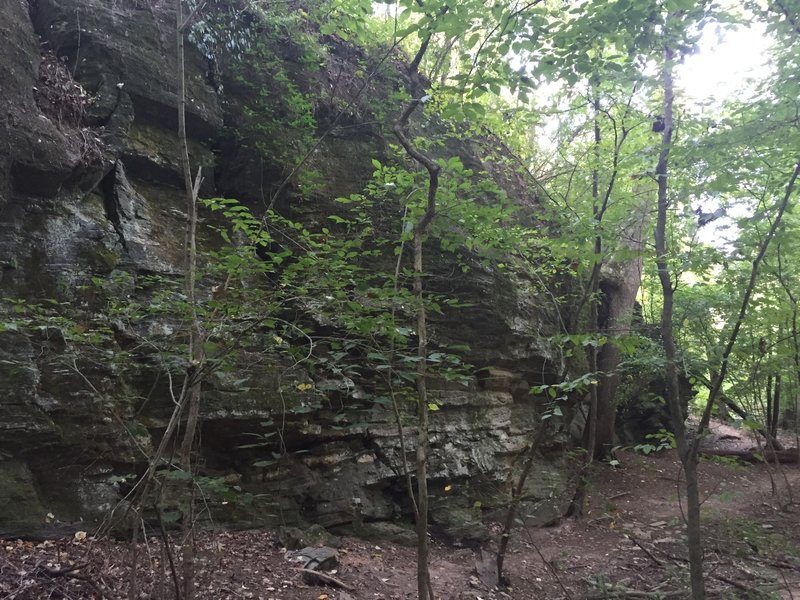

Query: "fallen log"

xmin=693 ymin=374 xmax=785 ymax=451
xmin=700 ymin=448 xmax=799 ymax=464
xmin=299 ymin=568 xmax=355 ymax=591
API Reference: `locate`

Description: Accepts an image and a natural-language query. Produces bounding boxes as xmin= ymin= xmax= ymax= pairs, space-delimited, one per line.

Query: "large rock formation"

xmin=0 ymin=0 xmax=568 ymax=539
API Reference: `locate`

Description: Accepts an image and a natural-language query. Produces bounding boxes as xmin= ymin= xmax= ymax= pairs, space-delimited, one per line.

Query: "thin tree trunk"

xmin=653 ymin=44 xmax=706 ymax=600
xmin=771 ymin=374 xmax=781 ymax=438
xmin=175 ymin=3 xmax=205 ymax=598
xmin=387 ymin=215 xmax=421 ymax=522
xmin=413 ymin=229 xmax=431 ymax=600
xmin=392 ymin=33 xmax=440 ymax=600
xmin=121 ymin=6 xmax=207 ymax=596
xmin=570 ymin=80 xmax=634 ymax=465
xmin=693 ymin=158 xmax=800 ymax=446
xmin=567 ymin=87 xmax=601 ymax=518
xmin=655 ymin=34 xmax=800 ymax=596
xmin=794 ymin=313 xmax=800 ymax=464
xmin=127 ymin=510 xmax=140 ymax=600
xmin=775 ymin=261 xmax=800 ymax=462
xmin=586 ymin=87 xmax=602 ymax=464
xmin=767 ymin=374 xmax=774 ymax=436
xmin=176 ymin=0 xmax=203 ymax=469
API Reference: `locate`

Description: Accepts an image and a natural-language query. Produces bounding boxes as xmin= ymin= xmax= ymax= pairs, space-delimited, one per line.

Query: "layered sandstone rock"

xmin=0 ymin=0 xmax=567 ymax=540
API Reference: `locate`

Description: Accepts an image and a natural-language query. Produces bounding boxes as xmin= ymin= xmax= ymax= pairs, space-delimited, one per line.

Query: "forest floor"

xmin=2 ymin=422 xmax=799 ymax=600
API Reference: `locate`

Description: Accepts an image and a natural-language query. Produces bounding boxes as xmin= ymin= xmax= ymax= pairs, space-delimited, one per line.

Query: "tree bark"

xmin=771 ymin=374 xmax=781 ymax=438
xmin=573 ymin=82 xmax=636 ymax=463
xmin=176 ymin=0 xmax=204 ymax=472
xmin=653 ymin=44 xmax=706 ymax=600
xmin=655 ymin=34 xmax=800 ymax=596
xmin=175 ymin=4 xmax=205 ymax=598
xmin=392 ymin=34 xmax=439 ymax=600
xmin=594 ymin=204 xmax=647 ymax=453
xmin=567 ymin=87 xmax=602 ymax=518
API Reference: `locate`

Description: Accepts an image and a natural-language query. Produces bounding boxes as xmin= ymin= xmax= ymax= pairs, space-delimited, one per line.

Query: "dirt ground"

xmin=2 ymin=423 xmax=799 ymax=600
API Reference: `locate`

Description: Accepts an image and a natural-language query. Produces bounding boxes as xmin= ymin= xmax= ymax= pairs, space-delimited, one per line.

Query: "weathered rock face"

xmin=0 ymin=0 xmax=567 ymax=539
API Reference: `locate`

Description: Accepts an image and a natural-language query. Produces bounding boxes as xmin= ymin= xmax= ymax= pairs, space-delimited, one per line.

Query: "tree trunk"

xmin=584 ymin=87 xmax=602 ymax=466
xmin=413 ymin=228 xmax=431 ymax=600
xmin=593 ymin=344 xmax=619 ymax=455
xmin=594 ymin=205 xmax=648 ymax=454
xmin=392 ymin=33 xmax=439 ymax=600
xmin=175 ymin=4 xmax=204 ymax=598
xmin=176 ymin=0 xmax=204 ymax=470
xmin=653 ymin=44 xmax=707 ymax=600
xmin=576 ymin=83 xmax=639 ymax=462
xmin=567 ymin=87 xmax=602 ymax=517
xmin=655 ymin=34 xmax=800 ymax=596
xmin=771 ymin=374 xmax=781 ymax=438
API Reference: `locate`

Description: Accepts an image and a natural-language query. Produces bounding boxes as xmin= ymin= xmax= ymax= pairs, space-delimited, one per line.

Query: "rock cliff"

xmin=0 ymin=0 xmax=568 ymax=540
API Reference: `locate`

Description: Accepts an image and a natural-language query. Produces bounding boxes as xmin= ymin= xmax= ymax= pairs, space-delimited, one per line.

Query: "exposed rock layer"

xmin=0 ymin=0 xmax=568 ymax=539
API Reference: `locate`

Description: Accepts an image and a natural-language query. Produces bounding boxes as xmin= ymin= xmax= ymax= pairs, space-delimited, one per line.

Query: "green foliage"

xmin=317 ymin=0 xmax=374 ymax=44
xmin=633 ymin=429 xmax=676 ymax=455
xmin=191 ymin=1 xmax=322 ymax=169
xmin=366 ymin=150 xmax=524 ymax=274
xmin=7 ymin=0 xmax=800 ymax=551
